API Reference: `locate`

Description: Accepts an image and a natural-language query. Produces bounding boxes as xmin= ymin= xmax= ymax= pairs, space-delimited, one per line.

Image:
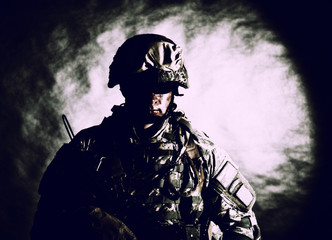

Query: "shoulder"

xmin=172 ymin=112 xmax=257 ymax=212
xmin=38 ymin=118 xmax=111 ymax=194
xmin=70 ymin=123 xmax=104 ymax=151
xmin=173 ymin=112 xmax=224 ymax=157
xmin=74 ymin=124 xmax=103 ymax=140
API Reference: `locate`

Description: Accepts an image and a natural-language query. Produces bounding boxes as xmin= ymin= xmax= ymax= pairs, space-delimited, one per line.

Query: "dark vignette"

xmin=0 ymin=0 xmax=330 ymax=239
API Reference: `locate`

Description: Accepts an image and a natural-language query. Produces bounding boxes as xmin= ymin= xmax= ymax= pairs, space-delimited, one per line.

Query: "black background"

xmin=0 ymin=0 xmax=331 ymax=239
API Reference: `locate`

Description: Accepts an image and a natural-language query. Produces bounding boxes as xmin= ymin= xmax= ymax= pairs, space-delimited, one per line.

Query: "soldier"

xmin=31 ymin=34 xmax=261 ymax=240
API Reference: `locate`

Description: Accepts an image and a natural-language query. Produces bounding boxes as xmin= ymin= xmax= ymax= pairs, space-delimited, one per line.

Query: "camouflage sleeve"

xmin=209 ymin=147 xmax=261 ymax=240
xmin=194 ymin=135 xmax=261 ymax=240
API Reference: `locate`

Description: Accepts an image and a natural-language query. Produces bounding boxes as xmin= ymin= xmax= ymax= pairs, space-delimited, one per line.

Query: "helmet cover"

xmin=108 ymin=34 xmax=189 ymax=95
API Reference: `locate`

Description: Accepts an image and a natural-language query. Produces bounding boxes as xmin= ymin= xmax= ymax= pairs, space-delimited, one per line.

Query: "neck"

xmin=133 ymin=117 xmax=167 ymax=139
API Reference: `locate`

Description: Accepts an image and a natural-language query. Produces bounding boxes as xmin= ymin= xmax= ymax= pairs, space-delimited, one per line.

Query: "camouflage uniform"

xmin=31 ymin=34 xmax=261 ymax=240
xmin=32 ymin=105 xmax=260 ymax=240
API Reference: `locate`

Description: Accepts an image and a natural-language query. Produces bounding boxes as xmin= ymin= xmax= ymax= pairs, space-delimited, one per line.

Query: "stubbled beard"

xmin=141 ymin=111 xmax=165 ymax=124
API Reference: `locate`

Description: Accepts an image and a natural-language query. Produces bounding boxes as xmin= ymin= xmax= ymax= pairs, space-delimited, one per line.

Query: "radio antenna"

xmin=62 ymin=114 xmax=75 ymax=140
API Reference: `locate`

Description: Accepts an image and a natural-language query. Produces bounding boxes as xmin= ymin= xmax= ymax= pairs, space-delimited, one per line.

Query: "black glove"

xmin=88 ymin=207 xmax=137 ymax=240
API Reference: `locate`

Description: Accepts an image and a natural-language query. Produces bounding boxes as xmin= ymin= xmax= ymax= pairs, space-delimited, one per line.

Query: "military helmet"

xmin=108 ymin=34 xmax=189 ymax=96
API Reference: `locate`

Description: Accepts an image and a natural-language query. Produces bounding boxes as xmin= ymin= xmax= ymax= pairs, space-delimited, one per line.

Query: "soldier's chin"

xmin=145 ymin=113 xmax=163 ymax=122
xmin=149 ymin=109 xmax=163 ymax=117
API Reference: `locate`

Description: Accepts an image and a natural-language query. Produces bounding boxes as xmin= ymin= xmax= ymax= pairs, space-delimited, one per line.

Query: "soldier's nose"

xmin=152 ymin=94 xmax=160 ymax=105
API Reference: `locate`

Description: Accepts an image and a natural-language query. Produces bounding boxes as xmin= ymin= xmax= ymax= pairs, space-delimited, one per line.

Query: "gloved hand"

xmin=88 ymin=207 xmax=137 ymax=240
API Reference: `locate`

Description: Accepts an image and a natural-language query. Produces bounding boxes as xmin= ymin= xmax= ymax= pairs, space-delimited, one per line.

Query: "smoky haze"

xmin=0 ymin=0 xmax=330 ymax=240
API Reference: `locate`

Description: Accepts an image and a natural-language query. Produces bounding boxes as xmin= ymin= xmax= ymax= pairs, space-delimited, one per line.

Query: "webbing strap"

xmin=185 ymin=137 xmax=200 ymax=159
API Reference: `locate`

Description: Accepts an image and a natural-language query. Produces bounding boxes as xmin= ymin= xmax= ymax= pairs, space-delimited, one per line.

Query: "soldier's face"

xmin=148 ymin=91 xmax=173 ymax=117
xmin=124 ymin=83 xmax=173 ymax=121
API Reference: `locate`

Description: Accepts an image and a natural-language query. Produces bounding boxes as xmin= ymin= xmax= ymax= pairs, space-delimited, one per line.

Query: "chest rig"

xmin=91 ymin=111 xmax=207 ymax=231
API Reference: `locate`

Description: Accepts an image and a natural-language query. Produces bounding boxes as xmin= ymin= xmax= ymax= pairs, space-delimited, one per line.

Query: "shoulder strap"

xmin=185 ymin=135 xmax=201 ymax=159
xmin=169 ymin=112 xmax=201 ymax=158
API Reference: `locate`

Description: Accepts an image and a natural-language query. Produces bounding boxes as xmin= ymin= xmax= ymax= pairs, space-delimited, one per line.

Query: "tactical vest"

xmin=90 ymin=111 xmax=206 ymax=229
xmin=70 ymin=107 xmax=257 ymax=239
